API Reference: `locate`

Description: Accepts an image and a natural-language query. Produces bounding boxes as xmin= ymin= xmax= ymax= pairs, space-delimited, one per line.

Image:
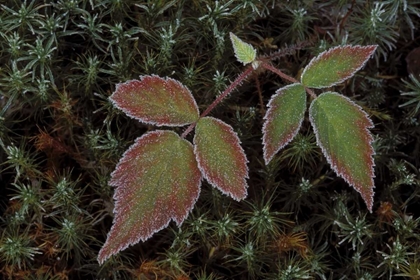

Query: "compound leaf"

xmin=194 ymin=117 xmax=248 ymax=200
xmin=98 ymin=130 xmax=201 ymax=264
xmin=110 ymin=75 xmax=199 ymax=126
xmin=301 ymin=45 xmax=377 ymax=88
xmin=263 ymin=83 xmax=306 ymax=164
xmin=309 ymin=92 xmax=375 ymax=211
xmin=230 ymin=32 xmax=256 ymax=65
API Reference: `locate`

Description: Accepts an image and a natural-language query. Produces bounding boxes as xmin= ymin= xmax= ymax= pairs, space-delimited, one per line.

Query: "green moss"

xmin=0 ymin=0 xmax=419 ymax=279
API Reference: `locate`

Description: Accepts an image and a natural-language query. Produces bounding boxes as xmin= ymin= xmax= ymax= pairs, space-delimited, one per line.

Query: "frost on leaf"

xmin=110 ymin=75 xmax=200 ymax=126
xmin=98 ymin=130 xmax=201 ymax=264
xmin=229 ymin=32 xmax=257 ymax=66
xmin=309 ymin=92 xmax=375 ymax=212
xmin=263 ymin=83 xmax=306 ymax=164
xmin=301 ymin=45 xmax=377 ymax=88
xmin=194 ymin=117 xmax=248 ymax=200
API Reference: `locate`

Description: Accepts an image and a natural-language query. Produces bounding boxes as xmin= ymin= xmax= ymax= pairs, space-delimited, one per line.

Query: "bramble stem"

xmin=181 ymin=121 xmax=197 ymax=138
xmin=201 ymin=66 xmax=254 ymax=118
xmin=181 ymin=65 xmax=254 ymax=138
xmin=261 ymin=62 xmax=317 ymax=99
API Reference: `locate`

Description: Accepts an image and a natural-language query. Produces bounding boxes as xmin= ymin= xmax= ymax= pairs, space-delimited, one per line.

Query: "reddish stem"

xmin=181 ymin=65 xmax=254 ymax=138
xmin=261 ymin=62 xmax=317 ymax=99
xmin=181 ymin=120 xmax=197 ymax=139
xmin=182 ymin=60 xmax=318 ymax=138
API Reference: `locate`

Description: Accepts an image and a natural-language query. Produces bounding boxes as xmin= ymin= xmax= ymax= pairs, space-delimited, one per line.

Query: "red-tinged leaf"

xmin=309 ymin=92 xmax=375 ymax=211
xmin=262 ymin=83 xmax=306 ymax=164
xmin=110 ymin=75 xmax=200 ymax=126
xmin=301 ymin=45 xmax=377 ymax=88
xmin=98 ymin=130 xmax=201 ymax=264
xmin=194 ymin=117 xmax=248 ymax=200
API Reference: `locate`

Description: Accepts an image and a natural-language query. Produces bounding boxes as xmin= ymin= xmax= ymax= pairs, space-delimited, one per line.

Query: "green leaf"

xmin=110 ymin=75 xmax=200 ymax=126
xmin=309 ymin=92 xmax=375 ymax=211
xmin=301 ymin=45 xmax=377 ymax=88
xmin=262 ymin=83 xmax=306 ymax=164
xmin=98 ymin=130 xmax=201 ymax=264
xmin=194 ymin=117 xmax=248 ymax=200
xmin=229 ymin=32 xmax=257 ymax=66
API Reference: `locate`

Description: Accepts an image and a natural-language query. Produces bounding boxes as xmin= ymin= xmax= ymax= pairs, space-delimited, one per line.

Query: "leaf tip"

xmin=97 ymin=240 xmax=114 ymax=265
xmin=262 ymin=147 xmax=274 ymax=166
xmin=365 ymin=44 xmax=378 ymax=55
xmin=365 ymin=187 xmax=375 ymax=213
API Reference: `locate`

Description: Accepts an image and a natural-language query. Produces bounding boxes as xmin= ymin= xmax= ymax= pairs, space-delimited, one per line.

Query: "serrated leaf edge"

xmin=301 ymin=45 xmax=378 ymax=89
xmin=262 ymin=83 xmax=306 ymax=164
xmin=309 ymin=92 xmax=375 ymax=211
xmin=110 ymin=75 xmax=200 ymax=127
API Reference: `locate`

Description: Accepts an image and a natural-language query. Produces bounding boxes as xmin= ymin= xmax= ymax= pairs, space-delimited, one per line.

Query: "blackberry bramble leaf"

xmin=229 ymin=32 xmax=257 ymax=66
xmin=98 ymin=130 xmax=201 ymax=264
xmin=309 ymin=92 xmax=375 ymax=212
xmin=194 ymin=117 xmax=248 ymax=201
xmin=301 ymin=45 xmax=377 ymax=88
xmin=262 ymin=83 xmax=307 ymax=164
xmin=110 ymin=75 xmax=200 ymax=126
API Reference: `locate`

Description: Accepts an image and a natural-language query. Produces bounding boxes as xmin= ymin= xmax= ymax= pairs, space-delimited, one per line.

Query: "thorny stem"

xmin=261 ymin=62 xmax=317 ymax=99
xmin=181 ymin=65 xmax=254 ymax=138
